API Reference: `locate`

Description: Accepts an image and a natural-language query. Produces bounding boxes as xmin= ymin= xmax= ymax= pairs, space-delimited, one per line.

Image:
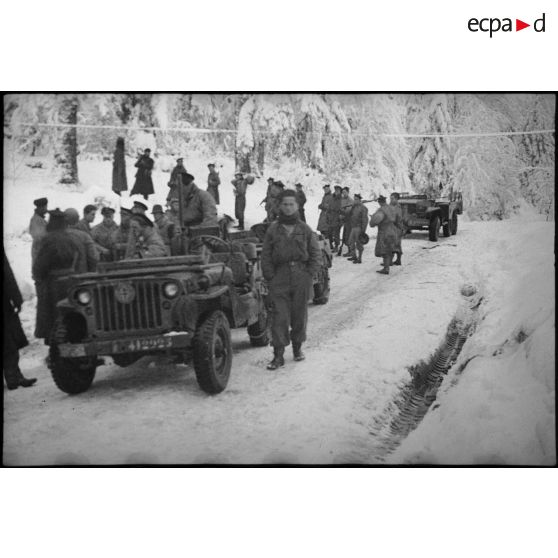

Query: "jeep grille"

xmin=92 ymin=282 xmax=163 ymax=332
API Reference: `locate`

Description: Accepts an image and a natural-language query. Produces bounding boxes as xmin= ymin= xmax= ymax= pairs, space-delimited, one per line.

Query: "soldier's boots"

xmin=337 ymin=246 xmax=343 ymax=256
xmin=342 ymin=251 xmax=351 ymax=257
xmin=6 ymin=375 xmax=37 ymax=390
xmin=267 ymin=347 xmax=285 ymax=370
xmin=352 ymin=250 xmax=363 ymax=264
xmin=293 ymin=343 xmax=305 ymax=362
xmin=376 ymin=256 xmax=391 ymax=274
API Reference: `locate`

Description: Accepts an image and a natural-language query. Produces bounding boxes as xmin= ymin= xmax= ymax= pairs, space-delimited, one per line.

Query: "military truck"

xmin=398 ymin=191 xmax=463 ymax=241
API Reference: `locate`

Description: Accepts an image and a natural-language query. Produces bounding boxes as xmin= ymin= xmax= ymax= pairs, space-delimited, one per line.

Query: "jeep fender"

xmin=425 ymin=207 xmax=442 ymax=220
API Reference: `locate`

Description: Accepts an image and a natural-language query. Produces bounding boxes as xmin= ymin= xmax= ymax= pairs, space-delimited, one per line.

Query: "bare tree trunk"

xmin=56 ymin=95 xmax=79 ymax=185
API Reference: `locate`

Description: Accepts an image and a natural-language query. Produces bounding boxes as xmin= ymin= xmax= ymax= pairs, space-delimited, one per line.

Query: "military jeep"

xmin=398 ymin=191 xmax=463 ymax=241
xmin=48 ymin=235 xmax=270 ymax=396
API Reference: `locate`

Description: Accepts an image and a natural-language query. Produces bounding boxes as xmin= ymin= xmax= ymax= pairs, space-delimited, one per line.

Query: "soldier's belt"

xmin=278 ymin=261 xmax=306 ymax=268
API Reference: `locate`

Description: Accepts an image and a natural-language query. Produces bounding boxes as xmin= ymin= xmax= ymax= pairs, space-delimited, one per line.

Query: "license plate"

xmin=112 ymin=336 xmax=173 ymax=353
xmin=59 ymin=344 xmax=86 ymax=358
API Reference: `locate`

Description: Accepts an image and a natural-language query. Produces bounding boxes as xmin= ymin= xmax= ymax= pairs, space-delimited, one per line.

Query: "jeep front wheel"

xmin=49 ymin=318 xmax=96 ymax=394
xmin=450 ymin=212 xmax=458 ymax=235
xmin=193 ymin=310 xmax=232 ymax=394
xmin=428 ymin=216 xmax=440 ymax=242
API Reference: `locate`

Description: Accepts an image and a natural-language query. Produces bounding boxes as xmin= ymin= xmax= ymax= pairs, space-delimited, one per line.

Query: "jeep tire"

xmin=193 ymin=310 xmax=232 ymax=395
xmin=49 ymin=318 xmax=97 ymax=394
xmin=313 ymin=268 xmax=330 ymax=305
xmin=428 ymin=216 xmax=440 ymax=242
xmin=442 ymin=216 xmax=451 ymax=237
xmin=248 ymin=307 xmax=271 ymax=347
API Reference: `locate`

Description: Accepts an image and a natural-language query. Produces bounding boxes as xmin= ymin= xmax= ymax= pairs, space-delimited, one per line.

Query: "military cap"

xmin=390 ymin=192 xmax=401 ymax=200
xmin=295 ymin=183 xmax=303 ymax=188
xmin=323 ymin=184 xmax=331 ymax=189
xmin=235 ymin=171 xmax=244 ymax=177
xmin=152 ymin=204 xmax=164 ymax=214
xmin=274 ymin=180 xmax=286 ymax=189
xmin=131 ymin=214 xmax=154 ymax=228
xmin=176 ymin=157 xmax=184 ymax=163
xmin=207 ymin=163 xmax=216 ymax=168
xmin=133 ymin=201 xmax=148 ymax=211
xmin=101 ymin=207 xmax=115 ymax=216
xmin=377 ymin=195 xmax=387 ymax=203
xmin=334 ymin=185 xmax=342 ymax=191
xmin=341 ymin=186 xmax=350 ymax=192
xmin=354 ymin=193 xmax=362 ymax=199
xmin=33 ymin=197 xmax=48 ymax=207
xmin=120 ymin=207 xmax=133 ymax=216
xmin=267 ymin=177 xmax=275 ymax=182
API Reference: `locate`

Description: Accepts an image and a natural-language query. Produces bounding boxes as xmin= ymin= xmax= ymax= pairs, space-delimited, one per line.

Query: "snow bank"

xmin=390 ymin=218 xmax=555 ymax=465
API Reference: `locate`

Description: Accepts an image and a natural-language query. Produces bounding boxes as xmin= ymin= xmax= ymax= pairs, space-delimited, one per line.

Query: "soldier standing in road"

xmin=317 ymin=184 xmax=332 ymax=239
xmin=131 ymin=148 xmax=155 ymax=200
xmin=327 ymin=185 xmax=343 ymax=251
xmin=346 ymin=193 xmax=369 ymax=264
xmin=231 ymin=171 xmax=248 ymax=230
xmin=390 ymin=192 xmax=405 ymax=266
xmin=261 ymin=189 xmax=322 ymax=370
xmin=369 ymin=195 xmax=398 ymax=275
xmin=29 ymin=197 xmax=49 ymax=277
xmin=207 ymin=163 xmax=221 ymax=205
xmin=294 ymin=183 xmax=307 ymax=223
xmin=4 ymin=250 xmax=36 ymax=390
xmin=76 ymin=204 xmax=97 ymax=236
xmin=91 ymin=207 xmax=118 ymax=261
xmin=339 ymin=186 xmax=354 ymax=256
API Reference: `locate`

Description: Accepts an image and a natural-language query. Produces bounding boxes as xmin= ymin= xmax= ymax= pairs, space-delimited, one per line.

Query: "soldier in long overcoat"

xmin=327 ymin=186 xmax=343 ymax=250
xmin=339 ymin=187 xmax=354 ymax=256
xmin=167 ymin=158 xmax=187 ymax=202
xmin=207 ymin=163 xmax=221 ymax=205
xmin=317 ymin=184 xmax=332 ymax=237
xmin=112 ymin=137 xmax=128 ymax=195
xmin=29 ymin=197 xmax=49 ymax=278
xmin=261 ymin=189 xmax=322 ymax=370
xmin=131 ymin=148 xmax=155 ymax=200
xmin=4 ymin=251 xmax=36 ymax=390
xmin=369 ymin=196 xmax=399 ymax=274
xmin=390 ymin=192 xmax=405 ymax=266
xmin=346 ymin=194 xmax=369 ymax=264
xmin=33 ymin=210 xmax=85 ymax=341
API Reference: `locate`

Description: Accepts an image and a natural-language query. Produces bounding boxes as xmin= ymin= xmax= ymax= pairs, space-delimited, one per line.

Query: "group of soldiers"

xmin=317 ymin=185 xmax=405 ymax=274
xmin=4 ymin=156 xmax=409 ymax=388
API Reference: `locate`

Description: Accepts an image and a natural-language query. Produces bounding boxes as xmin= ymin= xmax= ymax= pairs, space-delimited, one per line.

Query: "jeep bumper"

xmin=58 ymin=332 xmax=193 ymax=358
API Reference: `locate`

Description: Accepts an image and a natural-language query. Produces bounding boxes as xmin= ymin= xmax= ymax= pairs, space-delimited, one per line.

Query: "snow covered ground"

xmin=2 ymin=158 xmax=555 ymax=465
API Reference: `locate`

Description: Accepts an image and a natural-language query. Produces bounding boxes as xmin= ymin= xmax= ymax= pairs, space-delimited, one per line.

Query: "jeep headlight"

xmin=76 ymin=289 xmax=91 ymax=305
xmin=197 ymin=274 xmax=211 ymax=291
xmin=163 ymin=282 xmax=179 ymax=298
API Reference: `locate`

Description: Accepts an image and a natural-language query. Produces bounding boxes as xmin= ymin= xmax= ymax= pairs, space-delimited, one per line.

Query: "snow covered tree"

xmin=55 ymin=94 xmax=79 ymax=185
xmin=408 ymin=95 xmax=453 ymax=197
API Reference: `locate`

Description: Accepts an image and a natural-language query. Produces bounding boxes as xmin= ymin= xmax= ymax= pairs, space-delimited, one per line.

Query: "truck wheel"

xmin=428 ymin=216 xmax=440 ymax=242
xmin=193 ymin=310 xmax=232 ymax=395
xmin=49 ymin=318 xmax=96 ymax=394
xmin=442 ymin=217 xmax=451 ymax=237
xmin=248 ymin=307 xmax=270 ymax=347
xmin=313 ymin=269 xmax=330 ymax=305
xmin=450 ymin=213 xmax=458 ymax=235
xmin=113 ymin=354 xmax=141 ymax=367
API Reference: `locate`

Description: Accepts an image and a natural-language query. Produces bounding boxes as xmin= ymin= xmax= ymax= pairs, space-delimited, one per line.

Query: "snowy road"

xmin=3 ymin=229 xmax=467 ymax=465
xmin=3 ymin=218 xmax=554 ymax=465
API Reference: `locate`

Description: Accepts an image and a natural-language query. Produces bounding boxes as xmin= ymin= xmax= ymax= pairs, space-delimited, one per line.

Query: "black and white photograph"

xmin=2 ymin=93 xmax=555 ymax=466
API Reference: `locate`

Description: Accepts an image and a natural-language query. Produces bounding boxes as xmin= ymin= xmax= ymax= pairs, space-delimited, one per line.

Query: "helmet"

xmin=359 ymin=232 xmax=370 ymax=245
